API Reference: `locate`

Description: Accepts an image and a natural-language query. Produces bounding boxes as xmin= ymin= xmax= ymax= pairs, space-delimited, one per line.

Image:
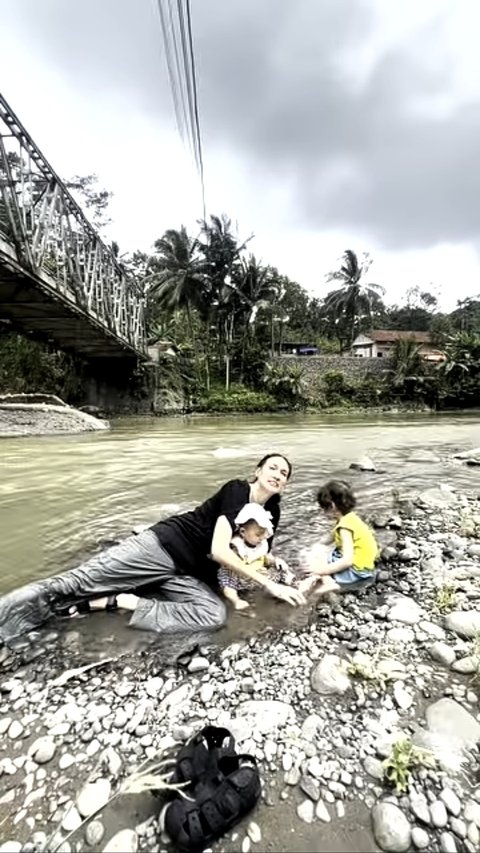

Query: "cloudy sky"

xmin=2 ymin=0 xmax=480 ymax=308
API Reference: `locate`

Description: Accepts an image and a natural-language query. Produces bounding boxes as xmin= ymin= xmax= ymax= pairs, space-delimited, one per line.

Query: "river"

xmin=1 ymin=411 xmax=479 ymax=595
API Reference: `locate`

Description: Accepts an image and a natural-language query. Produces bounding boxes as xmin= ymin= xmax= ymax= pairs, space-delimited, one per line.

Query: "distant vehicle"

xmin=280 ymin=342 xmax=319 ymax=356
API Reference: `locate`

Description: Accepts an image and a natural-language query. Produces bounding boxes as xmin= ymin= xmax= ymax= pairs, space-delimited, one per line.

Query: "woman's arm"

xmin=211 ymin=516 xmax=305 ymax=606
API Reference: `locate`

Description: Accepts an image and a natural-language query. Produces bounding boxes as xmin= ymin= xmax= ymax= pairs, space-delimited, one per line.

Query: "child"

xmin=218 ymin=503 xmax=293 ymax=610
xmin=299 ymin=480 xmax=378 ymax=595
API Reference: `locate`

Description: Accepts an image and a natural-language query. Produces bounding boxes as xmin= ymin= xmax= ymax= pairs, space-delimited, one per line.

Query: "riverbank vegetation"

xmin=1 ymin=180 xmax=479 ymax=413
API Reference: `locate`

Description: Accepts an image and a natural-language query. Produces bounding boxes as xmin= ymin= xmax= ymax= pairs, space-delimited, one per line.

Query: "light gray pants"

xmin=0 ymin=530 xmax=227 ymax=640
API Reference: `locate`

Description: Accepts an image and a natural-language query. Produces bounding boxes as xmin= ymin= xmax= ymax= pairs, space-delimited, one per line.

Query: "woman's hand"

xmin=264 ymin=579 xmax=306 ymax=606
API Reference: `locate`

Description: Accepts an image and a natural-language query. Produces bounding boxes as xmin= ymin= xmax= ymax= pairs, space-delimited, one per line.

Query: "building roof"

xmin=354 ymin=330 xmax=431 ymax=344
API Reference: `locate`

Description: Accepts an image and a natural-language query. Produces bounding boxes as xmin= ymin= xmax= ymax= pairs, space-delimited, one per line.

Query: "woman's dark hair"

xmin=256 ymin=453 xmax=293 ymax=480
xmin=317 ymin=480 xmax=356 ymax=514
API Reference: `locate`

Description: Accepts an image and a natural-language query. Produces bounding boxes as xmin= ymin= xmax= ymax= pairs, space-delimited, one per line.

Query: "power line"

xmin=156 ymin=0 xmax=206 ymax=220
xmin=156 ymin=0 xmax=189 ymax=148
xmin=185 ymin=0 xmax=206 ymax=220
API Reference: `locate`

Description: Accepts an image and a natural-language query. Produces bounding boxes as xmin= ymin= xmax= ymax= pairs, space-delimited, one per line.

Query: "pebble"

xmin=430 ymin=800 xmax=448 ymax=828
xmin=102 ymin=829 xmax=138 ymax=852
xmin=440 ymin=832 xmax=457 ymax=853
xmin=187 ymin=656 xmax=209 ymax=673
xmin=85 ymin=820 xmax=106 ymax=846
xmin=62 ymin=805 xmax=82 ymax=832
xmin=247 ymin=822 xmax=261 ymax=844
xmin=7 ymin=720 xmax=23 ymax=739
xmin=372 ymin=802 xmax=411 ymax=852
xmin=29 ymin=735 xmax=56 ymax=764
xmin=77 ymin=778 xmax=111 ymax=818
xmin=300 ymin=775 xmax=320 ymax=801
xmin=450 ymin=818 xmax=466 ymax=838
xmin=411 ymin=827 xmax=430 ymax=849
xmin=364 ymin=756 xmax=384 ymax=781
xmin=0 ymin=844 xmax=22 ymax=853
xmin=297 ymin=799 xmax=315 ymax=823
xmin=316 ymin=800 xmax=331 ymax=822
xmin=241 ymin=837 xmax=250 ymax=853
xmin=464 ymin=800 xmax=480 ymax=827
xmin=440 ymin=788 xmax=461 ymax=817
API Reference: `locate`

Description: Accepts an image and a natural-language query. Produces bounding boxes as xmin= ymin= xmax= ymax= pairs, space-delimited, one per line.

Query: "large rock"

xmin=236 ymin=700 xmax=294 ymax=734
xmin=387 ymin=596 xmax=423 ymax=625
xmin=372 ymin=802 xmax=411 ymax=852
xmin=77 ymin=778 xmax=111 ymax=818
xmin=349 ymin=455 xmax=376 ymax=471
xmin=310 ymin=655 xmax=351 ymax=696
xmin=428 ymin=641 xmax=456 ymax=667
xmin=413 ymin=698 xmax=480 ymax=772
xmin=417 ymin=487 xmax=457 ymax=509
xmin=445 ymin=610 xmax=480 ymax=638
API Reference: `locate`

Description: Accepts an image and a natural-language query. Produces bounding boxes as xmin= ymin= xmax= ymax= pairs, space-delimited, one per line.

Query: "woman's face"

xmin=255 ymin=455 xmax=290 ymax=495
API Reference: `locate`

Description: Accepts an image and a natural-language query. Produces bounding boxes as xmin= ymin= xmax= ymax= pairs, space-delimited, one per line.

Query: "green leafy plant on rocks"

xmin=433 ymin=583 xmax=457 ymax=614
xmin=383 ymin=739 xmax=436 ymax=793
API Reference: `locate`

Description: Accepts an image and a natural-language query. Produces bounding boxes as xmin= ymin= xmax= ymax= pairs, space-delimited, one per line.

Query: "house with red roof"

xmin=350 ymin=330 xmax=445 ymax=362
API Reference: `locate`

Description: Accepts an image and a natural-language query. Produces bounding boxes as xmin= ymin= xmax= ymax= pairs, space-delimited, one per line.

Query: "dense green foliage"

xmin=1 ymin=177 xmax=479 ymax=413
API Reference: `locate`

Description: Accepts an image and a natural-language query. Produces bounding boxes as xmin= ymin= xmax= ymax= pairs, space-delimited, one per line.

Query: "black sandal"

xmin=165 ymin=753 xmax=261 ymax=852
xmin=171 ymin=726 xmax=236 ymax=787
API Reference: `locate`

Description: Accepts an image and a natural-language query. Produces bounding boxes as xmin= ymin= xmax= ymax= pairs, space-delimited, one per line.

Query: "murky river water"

xmin=1 ymin=411 xmax=479 ymax=595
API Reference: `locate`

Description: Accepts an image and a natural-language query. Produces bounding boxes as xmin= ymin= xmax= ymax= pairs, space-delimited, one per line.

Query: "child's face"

xmin=241 ymin=522 xmax=269 ymax=546
xmin=322 ymin=503 xmax=340 ymax=520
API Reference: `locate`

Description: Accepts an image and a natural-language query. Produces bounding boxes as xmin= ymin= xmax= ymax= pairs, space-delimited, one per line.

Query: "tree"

xmin=146 ymin=227 xmax=206 ymax=376
xmin=65 ymin=174 xmax=113 ymax=232
xmin=231 ymin=255 xmax=276 ymax=383
xmin=197 ymin=214 xmax=252 ymax=389
xmin=324 ymin=250 xmax=385 ymax=347
xmin=384 ymin=286 xmax=439 ymax=332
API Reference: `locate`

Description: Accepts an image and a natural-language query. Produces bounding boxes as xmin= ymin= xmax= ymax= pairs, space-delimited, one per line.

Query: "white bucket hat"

xmin=234 ymin=503 xmax=274 ymax=536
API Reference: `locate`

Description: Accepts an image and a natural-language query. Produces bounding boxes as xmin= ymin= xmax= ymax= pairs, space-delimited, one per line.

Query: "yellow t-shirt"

xmin=334 ymin=511 xmax=378 ymax=572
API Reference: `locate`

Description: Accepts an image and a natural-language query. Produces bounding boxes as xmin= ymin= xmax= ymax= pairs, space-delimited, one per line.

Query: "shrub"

xmin=197 ymin=384 xmax=277 ymax=413
xmin=321 ymin=370 xmax=354 ymax=406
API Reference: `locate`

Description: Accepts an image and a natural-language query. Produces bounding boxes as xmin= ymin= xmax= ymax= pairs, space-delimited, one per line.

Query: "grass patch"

xmin=433 ymin=583 xmax=457 ymax=614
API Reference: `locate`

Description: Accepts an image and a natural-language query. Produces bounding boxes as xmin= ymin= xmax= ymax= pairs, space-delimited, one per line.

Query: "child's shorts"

xmin=328 ymin=549 xmax=376 ymax=587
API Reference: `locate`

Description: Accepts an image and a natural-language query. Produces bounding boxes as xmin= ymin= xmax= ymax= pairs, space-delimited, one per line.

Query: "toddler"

xmin=299 ymin=480 xmax=378 ymax=595
xmin=218 ymin=503 xmax=292 ymax=610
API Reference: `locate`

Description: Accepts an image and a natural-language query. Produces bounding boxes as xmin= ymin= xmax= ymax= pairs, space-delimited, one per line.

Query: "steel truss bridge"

xmin=0 ymin=94 xmax=147 ymax=360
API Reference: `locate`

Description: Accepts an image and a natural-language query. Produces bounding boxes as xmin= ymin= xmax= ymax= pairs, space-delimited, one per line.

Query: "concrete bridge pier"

xmin=82 ymin=358 xmax=153 ymax=415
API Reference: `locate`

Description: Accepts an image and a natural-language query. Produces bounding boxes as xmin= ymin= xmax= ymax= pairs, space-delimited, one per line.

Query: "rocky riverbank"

xmin=1 ymin=485 xmax=480 ymax=853
xmin=0 ymin=395 xmax=109 ymax=437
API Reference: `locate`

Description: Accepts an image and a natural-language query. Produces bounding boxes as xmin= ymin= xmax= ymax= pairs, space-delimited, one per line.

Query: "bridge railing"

xmin=0 ymin=94 xmax=146 ymax=355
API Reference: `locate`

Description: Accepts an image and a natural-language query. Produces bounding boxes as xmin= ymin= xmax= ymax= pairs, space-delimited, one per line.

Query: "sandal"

xmin=171 ymin=726 xmax=236 ymax=787
xmin=165 ymin=753 xmax=260 ymax=852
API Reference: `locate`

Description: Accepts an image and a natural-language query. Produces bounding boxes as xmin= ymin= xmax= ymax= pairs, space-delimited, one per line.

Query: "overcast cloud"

xmin=2 ymin=0 xmax=480 ymax=307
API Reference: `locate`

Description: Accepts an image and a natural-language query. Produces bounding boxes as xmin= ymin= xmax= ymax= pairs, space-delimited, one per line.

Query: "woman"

xmin=0 ymin=454 xmax=304 ymax=641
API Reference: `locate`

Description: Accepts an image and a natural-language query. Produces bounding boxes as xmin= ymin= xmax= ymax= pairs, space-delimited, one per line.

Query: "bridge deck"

xmin=0 ymin=240 xmax=143 ymax=360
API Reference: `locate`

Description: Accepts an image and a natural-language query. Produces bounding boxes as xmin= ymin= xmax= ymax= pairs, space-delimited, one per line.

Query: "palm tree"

xmin=388 ymin=338 xmax=427 ymax=400
xmin=324 ymin=250 xmax=385 ymax=348
xmin=148 ymin=227 xmax=206 ymax=375
xmin=231 ymin=256 xmax=277 ymax=382
xmin=197 ymin=214 xmax=252 ymax=389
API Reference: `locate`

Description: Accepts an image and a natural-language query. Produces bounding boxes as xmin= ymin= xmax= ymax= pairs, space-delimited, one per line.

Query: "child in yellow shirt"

xmin=300 ymin=480 xmax=378 ymax=595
